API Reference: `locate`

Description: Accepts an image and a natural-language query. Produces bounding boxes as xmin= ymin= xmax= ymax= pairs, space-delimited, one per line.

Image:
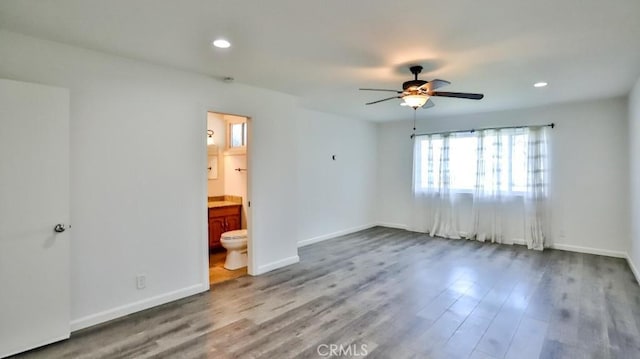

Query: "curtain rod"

xmin=410 ymin=123 xmax=555 ymax=139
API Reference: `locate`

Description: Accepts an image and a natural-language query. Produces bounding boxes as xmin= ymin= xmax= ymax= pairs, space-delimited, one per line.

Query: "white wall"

xmin=0 ymin=30 xmax=376 ymax=330
xmin=296 ymin=109 xmax=378 ymax=246
xmin=377 ymin=97 xmax=630 ymax=256
xmin=629 ymin=77 xmax=640 ymax=277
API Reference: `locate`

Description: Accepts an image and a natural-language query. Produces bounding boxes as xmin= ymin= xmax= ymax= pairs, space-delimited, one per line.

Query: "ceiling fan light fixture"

xmin=403 ymin=95 xmax=429 ymax=108
xmin=360 ymin=66 xmax=483 ymax=109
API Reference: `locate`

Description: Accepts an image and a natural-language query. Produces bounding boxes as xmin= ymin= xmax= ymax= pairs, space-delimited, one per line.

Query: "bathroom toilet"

xmin=220 ymin=229 xmax=248 ymax=270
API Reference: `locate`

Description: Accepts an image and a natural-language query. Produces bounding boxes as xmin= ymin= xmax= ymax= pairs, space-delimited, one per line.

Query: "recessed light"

xmin=534 ymin=82 xmax=548 ymax=88
xmin=212 ymin=39 xmax=231 ymax=48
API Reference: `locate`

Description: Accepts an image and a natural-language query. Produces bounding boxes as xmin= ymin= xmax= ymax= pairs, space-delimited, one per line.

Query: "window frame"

xmin=225 ymin=117 xmax=247 ymax=154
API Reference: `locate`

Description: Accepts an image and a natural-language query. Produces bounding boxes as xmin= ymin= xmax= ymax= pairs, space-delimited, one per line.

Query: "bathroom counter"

xmin=208 ymin=201 xmax=241 ymax=209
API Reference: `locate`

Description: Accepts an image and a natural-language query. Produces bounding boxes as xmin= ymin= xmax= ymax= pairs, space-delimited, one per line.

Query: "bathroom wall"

xmin=224 ymin=152 xmax=248 ymax=228
xmin=222 ymin=114 xmax=248 ymax=229
xmin=207 ymin=112 xmax=248 ymax=228
xmin=206 ymin=112 xmax=226 ymax=196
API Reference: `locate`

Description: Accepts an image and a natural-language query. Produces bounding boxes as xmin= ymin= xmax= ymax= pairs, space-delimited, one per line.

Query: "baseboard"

xmin=512 ymin=238 xmax=526 ymax=246
xmin=626 ymin=253 xmax=640 ymax=284
xmin=70 ymin=283 xmax=208 ymax=331
xmin=375 ymin=222 xmax=409 ymax=231
xmin=254 ymin=255 xmax=300 ymax=275
xmin=549 ymin=243 xmax=627 ymax=258
xmin=376 ymin=224 xmax=628 ymax=259
xmin=298 ymin=223 xmax=377 ymax=247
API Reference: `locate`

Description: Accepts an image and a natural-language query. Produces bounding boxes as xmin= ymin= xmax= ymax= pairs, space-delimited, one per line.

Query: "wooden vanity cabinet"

xmin=208 ymin=205 xmax=241 ymax=250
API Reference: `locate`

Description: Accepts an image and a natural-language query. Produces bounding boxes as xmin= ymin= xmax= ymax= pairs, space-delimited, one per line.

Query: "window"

xmin=414 ymin=128 xmax=538 ymax=195
xmin=448 ymin=135 xmax=478 ymax=191
xmin=228 ymin=122 xmax=247 ymax=149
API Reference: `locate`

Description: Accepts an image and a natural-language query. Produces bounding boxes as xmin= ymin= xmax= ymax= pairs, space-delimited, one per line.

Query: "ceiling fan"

xmin=360 ymin=65 xmax=484 ymax=109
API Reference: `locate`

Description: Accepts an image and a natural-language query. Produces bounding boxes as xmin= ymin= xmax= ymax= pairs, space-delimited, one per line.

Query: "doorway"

xmin=205 ymin=111 xmax=251 ymax=285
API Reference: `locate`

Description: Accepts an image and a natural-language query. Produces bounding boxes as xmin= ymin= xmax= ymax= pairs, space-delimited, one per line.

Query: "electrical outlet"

xmin=136 ymin=274 xmax=146 ymax=290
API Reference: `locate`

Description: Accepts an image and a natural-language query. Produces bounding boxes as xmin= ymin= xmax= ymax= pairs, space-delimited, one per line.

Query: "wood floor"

xmin=209 ymin=250 xmax=247 ymax=285
xmin=13 ymin=227 xmax=640 ymax=358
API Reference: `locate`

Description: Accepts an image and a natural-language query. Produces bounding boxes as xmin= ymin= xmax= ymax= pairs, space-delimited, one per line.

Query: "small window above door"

xmin=225 ymin=116 xmax=247 ymax=155
xmin=229 ymin=122 xmax=247 ymax=148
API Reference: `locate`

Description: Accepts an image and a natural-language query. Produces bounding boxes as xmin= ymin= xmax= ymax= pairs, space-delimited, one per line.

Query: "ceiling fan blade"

xmin=418 ymin=79 xmax=451 ymax=92
xmin=431 ymin=91 xmax=484 ymax=100
xmin=359 ymin=88 xmax=403 ymax=93
xmin=422 ymin=98 xmax=435 ymax=108
xmin=366 ymin=96 xmax=402 ymax=105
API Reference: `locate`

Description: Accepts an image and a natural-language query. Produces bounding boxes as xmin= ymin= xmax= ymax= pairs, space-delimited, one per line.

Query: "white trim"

xmin=245 ymin=116 xmax=255 ymax=276
xmin=512 ymin=238 xmax=526 ymax=246
xmin=376 ymin=224 xmax=629 ymax=259
xmin=223 ymin=148 xmax=247 ymax=156
xmin=254 ymin=255 xmax=299 ymax=275
xmin=548 ymin=243 xmax=627 ymax=258
xmin=298 ymin=224 xmax=376 ymax=247
xmin=70 ymin=283 xmax=208 ymax=331
xmin=375 ymin=222 xmax=409 ymax=231
xmin=626 ymin=253 xmax=640 ymax=284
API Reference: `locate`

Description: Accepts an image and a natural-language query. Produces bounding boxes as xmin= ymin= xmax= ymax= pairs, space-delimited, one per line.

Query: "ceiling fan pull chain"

xmin=413 ymin=109 xmax=417 ymax=135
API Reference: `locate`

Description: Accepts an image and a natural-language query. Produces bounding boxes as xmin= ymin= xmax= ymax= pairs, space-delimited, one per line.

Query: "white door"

xmin=0 ymin=79 xmax=70 ymax=357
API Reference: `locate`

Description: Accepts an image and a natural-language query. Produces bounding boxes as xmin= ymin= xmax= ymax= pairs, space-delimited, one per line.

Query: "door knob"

xmin=54 ymin=224 xmax=67 ymax=233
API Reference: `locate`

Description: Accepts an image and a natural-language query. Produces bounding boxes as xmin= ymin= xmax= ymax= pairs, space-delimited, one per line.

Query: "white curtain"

xmin=412 ymin=126 xmax=549 ymax=250
xmin=412 ymin=134 xmax=462 ymax=239
xmin=524 ymin=127 xmax=548 ymax=250
xmin=470 ymin=129 xmax=506 ymax=244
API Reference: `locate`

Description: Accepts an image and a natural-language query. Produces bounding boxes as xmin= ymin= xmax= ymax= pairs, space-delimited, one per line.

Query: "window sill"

xmin=223 ymin=147 xmax=246 ymax=156
xmin=415 ymin=189 xmax=530 ymax=198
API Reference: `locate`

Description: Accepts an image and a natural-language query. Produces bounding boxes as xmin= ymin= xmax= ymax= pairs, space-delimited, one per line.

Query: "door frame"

xmin=201 ymin=108 xmax=255 ymax=288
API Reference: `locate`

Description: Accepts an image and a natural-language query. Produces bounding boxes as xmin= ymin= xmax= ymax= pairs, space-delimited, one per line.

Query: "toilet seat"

xmin=221 ymin=229 xmax=247 ymax=240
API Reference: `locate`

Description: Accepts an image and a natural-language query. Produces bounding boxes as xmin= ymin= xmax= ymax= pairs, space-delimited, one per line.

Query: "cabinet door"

xmin=209 ymin=217 xmax=225 ymax=249
xmin=225 ymin=215 xmax=241 ymax=231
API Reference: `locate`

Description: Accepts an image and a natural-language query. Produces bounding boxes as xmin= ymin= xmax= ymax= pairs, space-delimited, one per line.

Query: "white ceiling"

xmin=1 ymin=0 xmax=639 ymax=122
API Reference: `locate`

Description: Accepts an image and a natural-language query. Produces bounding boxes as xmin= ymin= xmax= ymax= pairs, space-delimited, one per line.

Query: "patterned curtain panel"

xmin=411 ymin=127 xmax=549 ymax=250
